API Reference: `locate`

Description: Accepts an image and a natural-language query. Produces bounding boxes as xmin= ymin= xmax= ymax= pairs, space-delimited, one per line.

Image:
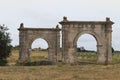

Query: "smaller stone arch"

xmin=18 ymin=23 xmax=61 ymax=63
xmin=30 ymin=37 xmax=50 ymax=49
xmin=30 ymin=38 xmax=49 ymax=62
xmin=30 ymin=38 xmax=52 ymax=62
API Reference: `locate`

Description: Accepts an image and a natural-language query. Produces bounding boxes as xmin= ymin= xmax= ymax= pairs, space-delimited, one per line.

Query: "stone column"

xmin=56 ymin=25 xmax=61 ymax=61
xmin=48 ymin=45 xmax=52 ymax=61
xmin=105 ymin=18 xmax=114 ymax=64
xmin=97 ymin=45 xmax=106 ymax=64
xmin=60 ymin=17 xmax=77 ymax=64
xmin=27 ymin=48 xmax=32 ymax=62
xmin=19 ymin=40 xmax=30 ymax=63
xmin=60 ymin=17 xmax=69 ymax=63
xmin=67 ymin=45 xmax=77 ymax=63
xmin=18 ymin=23 xmax=30 ymax=63
xmin=18 ymin=23 xmax=25 ymax=63
xmin=48 ymin=37 xmax=58 ymax=62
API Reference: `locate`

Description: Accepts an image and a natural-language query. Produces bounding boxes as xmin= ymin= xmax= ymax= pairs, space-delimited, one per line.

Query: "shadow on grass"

xmin=24 ymin=61 xmax=54 ymax=66
xmin=77 ymin=61 xmax=95 ymax=65
xmin=24 ymin=60 xmax=97 ymax=66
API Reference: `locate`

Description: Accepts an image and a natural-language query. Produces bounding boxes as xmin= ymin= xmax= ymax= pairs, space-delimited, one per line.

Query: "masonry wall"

xmin=18 ymin=17 xmax=113 ymax=64
xmin=18 ymin=24 xmax=61 ymax=63
xmin=60 ymin=17 xmax=114 ymax=64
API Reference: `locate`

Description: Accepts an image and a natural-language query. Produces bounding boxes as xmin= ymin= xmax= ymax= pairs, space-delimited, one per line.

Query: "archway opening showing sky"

xmin=31 ymin=38 xmax=48 ymax=62
xmin=31 ymin=38 xmax=48 ymax=49
xmin=77 ymin=34 xmax=97 ymax=51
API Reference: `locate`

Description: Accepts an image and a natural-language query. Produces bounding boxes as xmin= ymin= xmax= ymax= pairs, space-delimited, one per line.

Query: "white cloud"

xmin=0 ymin=0 xmax=120 ymax=50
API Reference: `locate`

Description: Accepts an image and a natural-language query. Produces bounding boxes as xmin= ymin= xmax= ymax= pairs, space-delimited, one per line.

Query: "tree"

xmin=77 ymin=46 xmax=86 ymax=52
xmin=112 ymin=47 xmax=114 ymax=53
xmin=0 ymin=24 xmax=12 ymax=65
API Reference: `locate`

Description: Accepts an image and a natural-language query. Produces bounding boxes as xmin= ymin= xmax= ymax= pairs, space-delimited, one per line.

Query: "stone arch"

xmin=18 ymin=17 xmax=114 ymax=65
xmin=30 ymin=38 xmax=50 ymax=62
xmin=18 ymin=23 xmax=61 ymax=63
xmin=73 ymin=32 xmax=100 ymax=63
xmin=30 ymin=38 xmax=49 ymax=62
xmin=30 ymin=37 xmax=50 ymax=49
xmin=75 ymin=33 xmax=97 ymax=51
xmin=74 ymin=31 xmax=101 ymax=47
xmin=60 ymin=17 xmax=114 ymax=64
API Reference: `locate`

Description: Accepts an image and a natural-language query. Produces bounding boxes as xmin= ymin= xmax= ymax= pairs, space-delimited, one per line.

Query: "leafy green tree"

xmin=0 ymin=24 xmax=12 ymax=65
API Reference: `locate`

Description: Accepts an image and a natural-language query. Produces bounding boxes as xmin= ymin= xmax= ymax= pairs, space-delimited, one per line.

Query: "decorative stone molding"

xmin=18 ymin=17 xmax=114 ymax=64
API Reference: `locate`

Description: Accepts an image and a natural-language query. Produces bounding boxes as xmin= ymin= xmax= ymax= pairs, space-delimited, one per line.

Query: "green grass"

xmin=7 ymin=50 xmax=120 ymax=65
xmin=77 ymin=51 xmax=120 ymax=63
xmin=1 ymin=50 xmax=120 ymax=80
xmin=112 ymin=51 xmax=120 ymax=63
xmin=113 ymin=56 xmax=120 ymax=63
xmin=77 ymin=52 xmax=97 ymax=62
xmin=7 ymin=50 xmax=48 ymax=64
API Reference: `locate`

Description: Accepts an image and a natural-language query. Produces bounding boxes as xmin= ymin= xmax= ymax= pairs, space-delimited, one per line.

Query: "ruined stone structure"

xmin=60 ymin=17 xmax=114 ymax=64
xmin=18 ymin=17 xmax=114 ymax=64
xmin=18 ymin=23 xmax=60 ymax=63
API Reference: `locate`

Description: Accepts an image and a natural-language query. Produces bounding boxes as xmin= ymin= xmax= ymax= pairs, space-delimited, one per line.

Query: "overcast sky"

xmin=0 ymin=0 xmax=120 ymax=50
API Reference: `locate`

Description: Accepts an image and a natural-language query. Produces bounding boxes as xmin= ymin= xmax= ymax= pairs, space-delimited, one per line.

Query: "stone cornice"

xmin=59 ymin=21 xmax=114 ymax=25
xmin=18 ymin=28 xmax=61 ymax=31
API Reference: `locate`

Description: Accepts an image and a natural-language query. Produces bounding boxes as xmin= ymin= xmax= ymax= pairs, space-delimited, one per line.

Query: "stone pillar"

xmin=97 ymin=45 xmax=106 ymax=64
xmin=105 ymin=18 xmax=114 ymax=64
xmin=56 ymin=25 xmax=61 ymax=61
xmin=48 ymin=26 xmax=61 ymax=63
xmin=60 ymin=17 xmax=77 ymax=64
xmin=48 ymin=47 xmax=56 ymax=62
xmin=61 ymin=25 xmax=69 ymax=63
xmin=19 ymin=40 xmax=29 ymax=63
xmin=18 ymin=23 xmax=29 ymax=63
xmin=27 ymin=48 xmax=32 ymax=62
xmin=18 ymin=23 xmax=24 ymax=63
xmin=67 ymin=46 xmax=77 ymax=63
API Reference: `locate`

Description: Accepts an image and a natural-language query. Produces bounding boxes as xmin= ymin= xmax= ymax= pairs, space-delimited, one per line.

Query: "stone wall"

xmin=18 ymin=17 xmax=114 ymax=64
xmin=18 ymin=23 xmax=61 ymax=63
xmin=60 ymin=17 xmax=114 ymax=64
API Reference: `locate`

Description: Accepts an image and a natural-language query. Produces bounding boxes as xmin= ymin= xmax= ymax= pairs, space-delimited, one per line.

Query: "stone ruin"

xmin=18 ymin=17 xmax=114 ymax=64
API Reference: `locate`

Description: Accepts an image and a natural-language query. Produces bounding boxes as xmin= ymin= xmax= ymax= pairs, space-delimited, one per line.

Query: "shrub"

xmin=0 ymin=25 xmax=12 ymax=65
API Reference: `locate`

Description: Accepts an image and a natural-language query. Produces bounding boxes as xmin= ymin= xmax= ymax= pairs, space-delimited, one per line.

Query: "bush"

xmin=0 ymin=60 xmax=7 ymax=66
xmin=0 ymin=25 xmax=12 ymax=65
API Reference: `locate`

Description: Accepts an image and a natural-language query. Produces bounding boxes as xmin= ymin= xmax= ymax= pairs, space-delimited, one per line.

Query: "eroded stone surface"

xmin=18 ymin=17 xmax=114 ymax=64
xmin=60 ymin=17 xmax=114 ymax=64
xmin=18 ymin=24 xmax=60 ymax=63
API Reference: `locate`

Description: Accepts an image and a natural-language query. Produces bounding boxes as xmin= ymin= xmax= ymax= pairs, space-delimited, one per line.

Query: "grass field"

xmin=0 ymin=50 xmax=120 ymax=80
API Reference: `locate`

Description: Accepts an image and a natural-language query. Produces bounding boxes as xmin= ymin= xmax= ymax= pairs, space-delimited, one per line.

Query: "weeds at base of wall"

xmin=56 ymin=62 xmax=65 ymax=67
xmin=16 ymin=61 xmax=55 ymax=66
xmin=0 ymin=60 xmax=7 ymax=66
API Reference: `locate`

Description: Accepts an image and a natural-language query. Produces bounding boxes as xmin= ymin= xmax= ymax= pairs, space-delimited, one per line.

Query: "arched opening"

xmin=31 ymin=38 xmax=49 ymax=62
xmin=76 ymin=34 xmax=97 ymax=63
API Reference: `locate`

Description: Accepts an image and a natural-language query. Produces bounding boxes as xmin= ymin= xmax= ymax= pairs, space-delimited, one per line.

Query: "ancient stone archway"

xmin=60 ymin=17 xmax=114 ymax=64
xmin=18 ymin=17 xmax=114 ymax=64
xmin=18 ymin=24 xmax=60 ymax=63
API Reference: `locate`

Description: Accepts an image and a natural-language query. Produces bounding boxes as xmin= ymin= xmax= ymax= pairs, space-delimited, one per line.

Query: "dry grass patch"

xmin=0 ymin=64 xmax=120 ymax=80
xmin=7 ymin=50 xmax=48 ymax=64
xmin=3 ymin=50 xmax=120 ymax=80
